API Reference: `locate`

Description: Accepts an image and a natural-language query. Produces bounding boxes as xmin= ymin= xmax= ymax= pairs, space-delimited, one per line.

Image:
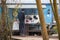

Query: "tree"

xmin=36 ymin=0 xmax=49 ymax=40
xmin=0 ymin=0 xmax=11 ymax=40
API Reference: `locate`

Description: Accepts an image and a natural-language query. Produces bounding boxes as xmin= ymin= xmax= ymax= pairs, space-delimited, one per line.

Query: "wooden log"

xmin=36 ymin=0 xmax=49 ymax=40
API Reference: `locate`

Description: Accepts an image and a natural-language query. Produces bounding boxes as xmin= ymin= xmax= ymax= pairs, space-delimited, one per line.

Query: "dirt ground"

xmin=12 ymin=36 xmax=58 ymax=40
xmin=11 ymin=34 xmax=59 ymax=40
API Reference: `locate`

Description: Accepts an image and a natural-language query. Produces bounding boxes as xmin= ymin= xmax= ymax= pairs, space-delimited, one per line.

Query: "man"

xmin=18 ymin=9 xmax=25 ymax=36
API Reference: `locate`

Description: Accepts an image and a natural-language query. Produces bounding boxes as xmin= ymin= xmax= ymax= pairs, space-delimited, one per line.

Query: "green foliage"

xmin=53 ymin=25 xmax=58 ymax=33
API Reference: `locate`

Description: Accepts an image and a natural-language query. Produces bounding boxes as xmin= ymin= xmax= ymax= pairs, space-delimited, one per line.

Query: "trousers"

xmin=19 ymin=21 xmax=25 ymax=35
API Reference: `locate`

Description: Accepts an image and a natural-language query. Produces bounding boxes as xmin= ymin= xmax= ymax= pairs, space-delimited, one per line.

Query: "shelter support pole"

xmin=36 ymin=0 xmax=49 ymax=40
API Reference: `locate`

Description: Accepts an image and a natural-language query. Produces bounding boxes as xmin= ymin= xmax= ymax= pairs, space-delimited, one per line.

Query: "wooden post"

xmin=36 ymin=0 xmax=49 ymax=40
xmin=53 ymin=0 xmax=60 ymax=40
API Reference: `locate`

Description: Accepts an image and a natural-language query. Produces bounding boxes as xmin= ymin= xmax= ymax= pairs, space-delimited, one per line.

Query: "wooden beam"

xmin=53 ymin=0 xmax=60 ymax=40
xmin=36 ymin=0 xmax=49 ymax=40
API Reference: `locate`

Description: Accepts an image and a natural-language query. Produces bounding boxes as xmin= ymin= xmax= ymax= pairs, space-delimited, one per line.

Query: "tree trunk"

xmin=1 ymin=0 xmax=9 ymax=40
xmin=36 ymin=0 xmax=49 ymax=40
xmin=53 ymin=0 xmax=60 ymax=40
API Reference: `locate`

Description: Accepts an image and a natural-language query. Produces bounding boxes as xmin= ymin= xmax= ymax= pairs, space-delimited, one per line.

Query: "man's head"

xmin=21 ymin=9 xmax=24 ymax=13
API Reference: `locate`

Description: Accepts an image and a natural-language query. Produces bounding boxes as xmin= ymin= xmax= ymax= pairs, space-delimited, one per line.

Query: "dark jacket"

xmin=18 ymin=12 xmax=25 ymax=21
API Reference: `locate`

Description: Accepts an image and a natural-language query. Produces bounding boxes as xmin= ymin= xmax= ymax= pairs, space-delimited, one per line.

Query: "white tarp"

xmin=6 ymin=0 xmax=20 ymax=3
xmin=0 ymin=0 xmax=59 ymax=3
xmin=7 ymin=5 xmax=46 ymax=8
xmin=20 ymin=0 xmax=59 ymax=3
xmin=25 ymin=15 xmax=40 ymax=24
xmin=12 ymin=21 xmax=19 ymax=30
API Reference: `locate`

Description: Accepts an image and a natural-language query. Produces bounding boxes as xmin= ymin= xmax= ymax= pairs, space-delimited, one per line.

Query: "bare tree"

xmin=0 ymin=0 xmax=11 ymax=40
xmin=36 ymin=0 xmax=49 ymax=40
